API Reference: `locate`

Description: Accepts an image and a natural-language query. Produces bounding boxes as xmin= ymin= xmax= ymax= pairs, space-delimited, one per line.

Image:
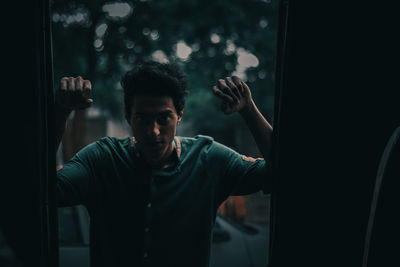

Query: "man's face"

xmin=128 ymin=95 xmax=183 ymax=167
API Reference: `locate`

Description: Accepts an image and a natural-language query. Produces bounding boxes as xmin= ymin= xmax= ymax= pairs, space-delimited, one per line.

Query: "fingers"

xmin=212 ymin=86 xmax=235 ymax=114
xmin=213 ymin=76 xmax=245 ymax=103
xmin=240 ymin=80 xmax=251 ymax=97
xmin=58 ymin=77 xmax=72 ymax=107
xmin=224 ymin=77 xmax=241 ymax=101
xmin=57 ymin=76 xmax=93 ymax=109
xmin=75 ymin=76 xmax=83 ymax=91
xmin=212 ymin=85 xmax=234 ymax=103
xmin=67 ymin=77 xmax=76 ymax=91
xmin=217 ymin=79 xmax=239 ymax=104
xmin=79 ymin=79 xmax=93 ymax=107
xmin=60 ymin=77 xmax=68 ymax=91
xmin=83 ymin=80 xmax=92 ymax=100
xmin=231 ymin=76 xmax=244 ymax=94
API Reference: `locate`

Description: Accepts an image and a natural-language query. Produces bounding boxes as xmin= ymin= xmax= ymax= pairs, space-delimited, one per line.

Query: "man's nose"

xmin=148 ymin=121 xmax=160 ymax=137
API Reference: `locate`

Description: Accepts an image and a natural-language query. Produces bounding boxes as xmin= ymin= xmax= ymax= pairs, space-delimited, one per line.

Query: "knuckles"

xmin=56 ymin=76 xmax=93 ymax=109
xmin=60 ymin=76 xmax=91 ymax=90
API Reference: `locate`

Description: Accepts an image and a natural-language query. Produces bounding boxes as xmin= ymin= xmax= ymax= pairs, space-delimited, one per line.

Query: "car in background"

xmin=58 ymin=205 xmax=269 ymax=267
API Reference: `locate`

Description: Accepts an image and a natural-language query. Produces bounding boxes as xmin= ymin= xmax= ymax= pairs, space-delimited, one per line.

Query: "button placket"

xmin=143 ymin=175 xmax=155 ymax=265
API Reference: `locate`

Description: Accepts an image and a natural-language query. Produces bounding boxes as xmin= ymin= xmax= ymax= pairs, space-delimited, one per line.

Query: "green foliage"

xmin=51 ymin=0 xmax=279 ymax=132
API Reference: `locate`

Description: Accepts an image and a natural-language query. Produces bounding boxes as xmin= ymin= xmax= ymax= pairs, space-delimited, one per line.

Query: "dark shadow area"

xmin=363 ymin=127 xmax=400 ymax=267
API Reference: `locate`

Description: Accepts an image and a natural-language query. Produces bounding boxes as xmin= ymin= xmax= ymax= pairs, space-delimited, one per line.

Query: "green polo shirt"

xmin=57 ymin=135 xmax=270 ymax=267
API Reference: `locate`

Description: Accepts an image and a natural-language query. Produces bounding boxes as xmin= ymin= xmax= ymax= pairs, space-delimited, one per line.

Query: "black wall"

xmin=1 ymin=1 xmax=57 ymax=266
xmin=269 ymin=1 xmax=399 ymax=266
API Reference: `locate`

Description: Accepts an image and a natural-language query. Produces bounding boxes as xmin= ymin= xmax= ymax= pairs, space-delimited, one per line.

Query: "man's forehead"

xmin=134 ymin=110 xmax=173 ymax=116
xmin=132 ymin=95 xmax=176 ymax=113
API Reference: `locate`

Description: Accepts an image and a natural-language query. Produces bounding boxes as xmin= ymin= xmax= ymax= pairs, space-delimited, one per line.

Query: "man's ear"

xmin=177 ymin=109 xmax=184 ymax=123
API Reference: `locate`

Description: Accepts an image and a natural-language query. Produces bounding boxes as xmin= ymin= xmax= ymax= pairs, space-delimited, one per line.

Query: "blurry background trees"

xmin=52 ymin=0 xmax=279 ymax=224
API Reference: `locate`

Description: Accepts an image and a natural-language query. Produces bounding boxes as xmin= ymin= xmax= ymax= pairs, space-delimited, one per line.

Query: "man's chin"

xmin=140 ymin=141 xmax=174 ymax=167
xmin=148 ymin=145 xmax=165 ymax=156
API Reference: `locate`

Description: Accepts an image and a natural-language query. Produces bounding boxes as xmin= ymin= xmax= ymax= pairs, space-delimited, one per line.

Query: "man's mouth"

xmin=147 ymin=141 xmax=164 ymax=149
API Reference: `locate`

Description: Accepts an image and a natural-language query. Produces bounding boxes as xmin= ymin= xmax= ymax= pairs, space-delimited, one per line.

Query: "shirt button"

xmin=147 ymin=203 xmax=152 ymax=208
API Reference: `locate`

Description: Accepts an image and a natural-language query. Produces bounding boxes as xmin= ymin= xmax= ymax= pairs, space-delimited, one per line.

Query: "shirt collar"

xmin=130 ymin=136 xmax=182 ymax=160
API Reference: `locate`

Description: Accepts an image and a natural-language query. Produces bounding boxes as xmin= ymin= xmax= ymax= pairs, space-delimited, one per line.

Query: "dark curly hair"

xmin=121 ymin=61 xmax=189 ymax=121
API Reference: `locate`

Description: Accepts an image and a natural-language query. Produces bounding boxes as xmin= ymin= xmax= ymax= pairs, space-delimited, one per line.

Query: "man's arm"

xmin=54 ymin=76 xmax=93 ymax=152
xmin=212 ymin=76 xmax=273 ymax=162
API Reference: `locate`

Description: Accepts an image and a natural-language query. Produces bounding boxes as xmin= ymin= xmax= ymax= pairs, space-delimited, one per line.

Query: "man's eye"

xmin=157 ymin=115 xmax=169 ymax=125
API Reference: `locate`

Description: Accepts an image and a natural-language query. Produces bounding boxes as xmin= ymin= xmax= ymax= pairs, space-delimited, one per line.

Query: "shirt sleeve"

xmin=205 ymin=140 xmax=272 ymax=204
xmin=56 ymin=142 xmax=99 ymax=207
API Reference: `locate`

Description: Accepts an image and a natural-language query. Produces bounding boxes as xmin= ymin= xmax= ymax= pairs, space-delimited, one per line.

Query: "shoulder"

xmin=179 ymin=134 xmax=223 ymax=152
xmin=179 ymin=134 xmax=214 ymax=146
xmin=95 ymin=136 xmax=132 ymax=148
xmin=182 ymin=135 xmax=263 ymax=163
xmin=77 ymin=136 xmax=132 ymax=158
xmin=178 ymin=134 xmax=236 ymax=157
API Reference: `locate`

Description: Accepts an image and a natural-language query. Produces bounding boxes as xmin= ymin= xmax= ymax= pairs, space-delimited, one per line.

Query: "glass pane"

xmin=52 ymin=0 xmax=279 ymax=266
xmin=58 ymin=207 xmax=81 ymax=245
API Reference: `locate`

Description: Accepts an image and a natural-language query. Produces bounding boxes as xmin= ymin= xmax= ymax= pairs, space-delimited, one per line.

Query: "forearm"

xmin=54 ymin=104 xmax=72 ymax=152
xmin=239 ymin=100 xmax=273 ymax=162
xmin=53 ymin=76 xmax=92 ymax=153
xmin=211 ymin=76 xmax=273 ymax=161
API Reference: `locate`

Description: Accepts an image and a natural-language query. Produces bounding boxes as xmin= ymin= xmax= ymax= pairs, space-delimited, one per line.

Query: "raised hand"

xmin=55 ymin=76 xmax=93 ymax=110
xmin=212 ymin=76 xmax=253 ymax=115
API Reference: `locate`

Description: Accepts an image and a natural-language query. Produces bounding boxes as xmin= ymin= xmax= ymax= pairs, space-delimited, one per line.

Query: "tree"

xmin=51 ymin=0 xmax=279 ymax=160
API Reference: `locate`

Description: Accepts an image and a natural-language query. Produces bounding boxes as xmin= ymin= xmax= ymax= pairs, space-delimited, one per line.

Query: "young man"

xmin=55 ymin=61 xmax=273 ymax=267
